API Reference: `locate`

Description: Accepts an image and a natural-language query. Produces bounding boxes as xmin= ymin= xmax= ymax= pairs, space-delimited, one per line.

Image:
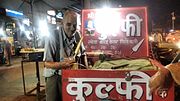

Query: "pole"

xmin=30 ymin=0 xmax=36 ymax=48
xmin=171 ymin=12 xmax=175 ymax=30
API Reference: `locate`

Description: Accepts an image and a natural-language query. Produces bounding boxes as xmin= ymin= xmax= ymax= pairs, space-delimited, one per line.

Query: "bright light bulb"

xmin=95 ymin=8 xmax=121 ymax=40
xmin=0 ymin=27 xmax=4 ymax=35
xmin=176 ymin=41 xmax=180 ymax=49
xmin=20 ymin=25 xmax=25 ymax=32
xmin=38 ymin=20 xmax=49 ymax=37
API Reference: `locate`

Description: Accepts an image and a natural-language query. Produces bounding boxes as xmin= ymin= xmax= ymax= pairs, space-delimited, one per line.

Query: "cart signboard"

xmin=62 ymin=70 xmax=174 ymax=101
xmin=82 ymin=7 xmax=149 ymax=58
xmin=62 ymin=7 xmax=174 ymax=101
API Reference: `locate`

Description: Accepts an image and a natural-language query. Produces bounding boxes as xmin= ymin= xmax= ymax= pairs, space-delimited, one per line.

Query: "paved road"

xmin=0 ymin=56 xmax=45 ymax=101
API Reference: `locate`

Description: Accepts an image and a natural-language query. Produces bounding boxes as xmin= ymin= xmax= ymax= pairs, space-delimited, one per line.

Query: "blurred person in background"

xmin=4 ymin=40 xmax=12 ymax=65
xmin=153 ymin=32 xmax=163 ymax=43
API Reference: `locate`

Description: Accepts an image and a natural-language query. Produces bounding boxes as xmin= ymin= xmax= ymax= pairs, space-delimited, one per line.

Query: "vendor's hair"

xmin=63 ymin=10 xmax=77 ymax=20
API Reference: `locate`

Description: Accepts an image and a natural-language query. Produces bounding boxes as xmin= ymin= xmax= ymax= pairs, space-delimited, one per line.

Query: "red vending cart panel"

xmin=62 ymin=70 xmax=174 ymax=101
xmin=82 ymin=7 xmax=149 ymax=58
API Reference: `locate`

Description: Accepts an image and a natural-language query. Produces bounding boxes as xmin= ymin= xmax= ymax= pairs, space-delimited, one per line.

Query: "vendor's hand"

xmin=63 ymin=57 xmax=76 ymax=69
xmin=149 ymin=68 xmax=172 ymax=94
xmin=65 ymin=57 xmax=75 ymax=62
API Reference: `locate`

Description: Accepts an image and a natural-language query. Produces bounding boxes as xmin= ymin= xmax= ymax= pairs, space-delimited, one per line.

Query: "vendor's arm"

xmin=166 ymin=63 xmax=180 ymax=85
xmin=149 ymin=66 xmax=172 ymax=93
xmin=44 ymin=57 xmax=75 ymax=69
xmin=43 ymin=35 xmax=76 ymax=69
xmin=149 ymin=62 xmax=180 ymax=93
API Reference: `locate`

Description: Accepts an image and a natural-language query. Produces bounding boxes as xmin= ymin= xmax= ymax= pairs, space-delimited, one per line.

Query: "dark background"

xmin=91 ymin=0 xmax=180 ymax=30
xmin=0 ymin=0 xmax=180 ymax=30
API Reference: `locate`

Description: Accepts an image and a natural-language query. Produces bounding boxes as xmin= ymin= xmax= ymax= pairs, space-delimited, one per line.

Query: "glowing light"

xmin=38 ymin=20 xmax=49 ymax=37
xmin=77 ymin=14 xmax=81 ymax=31
xmin=176 ymin=41 xmax=180 ymax=49
xmin=6 ymin=9 xmax=23 ymax=15
xmin=22 ymin=19 xmax=30 ymax=26
xmin=0 ymin=27 xmax=5 ymax=36
xmin=20 ymin=25 xmax=25 ymax=32
xmin=169 ymin=29 xmax=174 ymax=32
xmin=47 ymin=15 xmax=51 ymax=23
xmin=149 ymin=36 xmax=154 ymax=41
xmin=51 ymin=17 xmax=56 ymax=24
xmin=47 ymin=15 xmax=56 ymax=24
xmin=56 ymin=26 xmax=59 ymax=30
xmin=172 ymin=37 xmax=176 ymax=40
xmin=95 ymin=8 xmax=121 ymax=40
xmin=24 ymin=31 xmax=31 ymax=40
xmin=47 ymin=10 xmax=56 ymax=16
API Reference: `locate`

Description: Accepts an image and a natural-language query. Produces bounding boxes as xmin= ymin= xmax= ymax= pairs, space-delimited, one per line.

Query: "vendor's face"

xmin=63 ymin=14 xmax=77 ymax=38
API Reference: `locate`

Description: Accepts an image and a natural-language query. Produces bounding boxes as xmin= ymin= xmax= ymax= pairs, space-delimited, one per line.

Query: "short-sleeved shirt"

xmin=43 ymin=27 xmax=85 ymax=77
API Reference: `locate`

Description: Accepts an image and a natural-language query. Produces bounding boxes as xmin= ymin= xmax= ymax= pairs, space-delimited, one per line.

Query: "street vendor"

xmin=149 ymin=62 xmax=180 ymax=93
xmin=43 ymin=10 xmax=88 ymax=101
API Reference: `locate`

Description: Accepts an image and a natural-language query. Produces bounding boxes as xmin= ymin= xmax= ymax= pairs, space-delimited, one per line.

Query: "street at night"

xmin=0 ymin=0 xmax=180 ymax=101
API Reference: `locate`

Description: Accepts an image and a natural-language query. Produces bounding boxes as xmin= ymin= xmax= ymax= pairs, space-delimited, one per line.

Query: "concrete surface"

xmin=0 ymin=56 xmax=45 ymax=101
xmin=0 ymin=56 xmax=180 ymax=101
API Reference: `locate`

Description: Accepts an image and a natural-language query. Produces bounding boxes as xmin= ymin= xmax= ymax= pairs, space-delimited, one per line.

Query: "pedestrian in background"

xmin=153 ymin=32 xmax=163 ymax=43
xmin=4 ymin=40 xmax=12 ymax=65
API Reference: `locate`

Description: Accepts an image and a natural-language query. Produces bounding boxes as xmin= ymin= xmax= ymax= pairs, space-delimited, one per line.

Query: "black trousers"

xmin=45 ymin=74 xmax=62 ymax=101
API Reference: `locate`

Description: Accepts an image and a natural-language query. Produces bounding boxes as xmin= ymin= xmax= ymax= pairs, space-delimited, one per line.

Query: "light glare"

xmin=0 ymin=27 xmax=6 ymax=37
xmin=47 ymin=10 xmax=56 ymax=16
xmin=22 ymin=19 xmax=30 ymax=26
xmin=95 ymin=8 xmax=121 ymax=39
xmin=20 ymin=25 xmax=25 ymax=32
xmin=38 ymin=20 xmax=49 ymax=37
xmin=176 ymin=41 xmax=180 ymax=49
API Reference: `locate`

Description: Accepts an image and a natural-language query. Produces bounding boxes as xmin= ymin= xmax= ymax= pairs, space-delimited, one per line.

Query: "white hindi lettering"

xmin=66 ymin=71 xmax=152 ymax=101
xmin=96 ymin=13 xmax=143 ymax=40
xmin=121 ymin=13 xmax=143 ymax=37
xmin=116 ymin=71 xmax=152 ymax=100
xmin=66 ymin=78 xmax=93 ymax=101
xmin=95 ymin=84 xmax=114 ymax=99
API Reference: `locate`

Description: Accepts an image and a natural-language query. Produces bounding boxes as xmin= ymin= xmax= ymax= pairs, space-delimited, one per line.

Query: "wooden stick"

xmin=72 ymin=36 xmax=83 ymax=70
xmin=74 ymin=36 xmax=83 ymax=58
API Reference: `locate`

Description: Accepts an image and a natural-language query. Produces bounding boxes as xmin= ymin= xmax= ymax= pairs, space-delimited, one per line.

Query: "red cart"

xmin=62 ymin=7 xmax=174 ymax=101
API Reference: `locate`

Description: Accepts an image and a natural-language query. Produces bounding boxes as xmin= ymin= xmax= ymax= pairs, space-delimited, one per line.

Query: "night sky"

xmin=92 ymin=0 xmax=180 ymax=30
xmin=118 ymin=0 xmax=180 ymax=29
xmin=0 ymin=0 xmax=179 ymax=29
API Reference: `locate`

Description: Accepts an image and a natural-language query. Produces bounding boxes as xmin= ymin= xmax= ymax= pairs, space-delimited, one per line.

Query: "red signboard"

xmin=62 ymin=70 xmax=174 ymax=101
xmin=82 ymin=7 xmax=149 ymax=58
